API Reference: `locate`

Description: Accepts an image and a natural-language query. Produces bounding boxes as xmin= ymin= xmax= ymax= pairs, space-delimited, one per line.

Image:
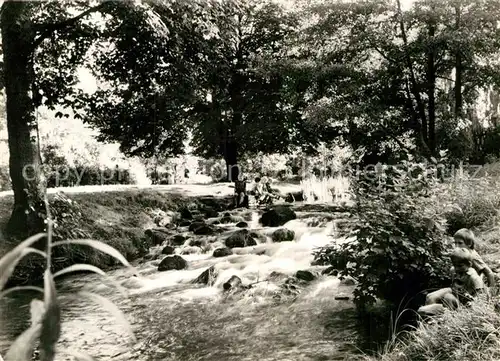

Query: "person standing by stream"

xmin=234 ymin=176 xmax=248 ymax=208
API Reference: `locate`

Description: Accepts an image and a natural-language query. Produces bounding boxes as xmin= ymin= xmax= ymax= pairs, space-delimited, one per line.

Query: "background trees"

xmin=3 ymin=0 xmax=500 ymax=234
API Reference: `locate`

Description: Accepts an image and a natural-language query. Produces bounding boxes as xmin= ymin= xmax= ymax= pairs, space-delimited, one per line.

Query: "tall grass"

xmin=432 ymin=172 xmax=500 ymax=234
xmin=0 ymin=195 xmax=137 ymax=361
xmin=372 ymin=297 xmax=500 ymax=361
xmin=300 ymin=175 xmax=351 ymax=203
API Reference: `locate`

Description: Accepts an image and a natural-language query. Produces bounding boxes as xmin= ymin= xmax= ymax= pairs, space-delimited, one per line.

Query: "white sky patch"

xmin=76 ymin=67 xmax=98 ymax=94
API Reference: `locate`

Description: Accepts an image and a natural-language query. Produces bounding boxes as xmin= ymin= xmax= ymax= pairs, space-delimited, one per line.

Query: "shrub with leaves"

xmin=0 ymin=196 xmax=137 ymax=361
xmin=314 ymin=160 xmax=454 ymax=310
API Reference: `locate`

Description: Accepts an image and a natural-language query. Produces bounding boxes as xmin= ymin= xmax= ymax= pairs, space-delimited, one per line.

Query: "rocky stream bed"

xmin=0 ymin=198 xmax=375 ymax=361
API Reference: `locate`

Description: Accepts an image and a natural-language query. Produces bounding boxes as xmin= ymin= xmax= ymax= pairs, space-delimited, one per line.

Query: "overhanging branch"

xmin=32 ymin=3 xmax=106 ymax=50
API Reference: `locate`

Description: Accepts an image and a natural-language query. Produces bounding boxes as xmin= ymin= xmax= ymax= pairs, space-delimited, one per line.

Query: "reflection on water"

xmin=0 ymin=207 xmax=364 ymax=361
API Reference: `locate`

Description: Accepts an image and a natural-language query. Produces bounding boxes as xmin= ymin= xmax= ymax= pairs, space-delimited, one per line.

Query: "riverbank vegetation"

xmin=0 ymin=189 xmax=233 ymax=285
xmin=313 ymin=160 xmax=500 ymax=358
xmin=2 ymin=0 xmax=500 ymax=359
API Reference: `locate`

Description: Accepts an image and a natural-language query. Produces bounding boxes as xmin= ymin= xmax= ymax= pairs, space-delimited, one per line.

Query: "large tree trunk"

xmin=427 ymin=19 xmax=436 ymax=155
xmin=2 ymin=2 xmax=46 ymax=237
xmin=224 ymin=136 xmax=239 ymax=182
xmin=396 ymin=0 xmax=428 ymax=148
xmin=225 ymin=66 xmax=243 ymax=183
xmin=454 ymin=4 xmax=463 ymax=120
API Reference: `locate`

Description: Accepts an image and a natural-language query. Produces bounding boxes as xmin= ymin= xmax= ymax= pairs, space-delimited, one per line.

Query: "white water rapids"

xmin=0 ymin=207 xmax=364 ymax=361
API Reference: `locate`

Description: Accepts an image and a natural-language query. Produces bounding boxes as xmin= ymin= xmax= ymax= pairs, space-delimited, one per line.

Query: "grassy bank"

xmin=0 ymin=188 xmax=232 ymax=285
xmin=363 ymin=174 xmax=500 ymax=361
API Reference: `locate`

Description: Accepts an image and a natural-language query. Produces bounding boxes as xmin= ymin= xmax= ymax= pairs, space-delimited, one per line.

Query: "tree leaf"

xmin=79 ymin=291 xmax=136 ymax=342
xmin=4 ymin=324 xmax=42 ymax=361
xmin=53 ymin=264 xmax=128 ymax=297
xmin=0 ymin=233 xmax=46 ymax=291
xmin=0 ymin=286 xmax=44 ymax=300
xmin=39 ymin=270 xmax=61 ymax=361
xmin=51 ymin=239 xmax=134 ymax=271
xmin=54 ymin=263 xmax=107 ymax=278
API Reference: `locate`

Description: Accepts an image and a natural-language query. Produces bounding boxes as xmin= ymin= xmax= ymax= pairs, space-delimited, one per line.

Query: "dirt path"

xmin=0 ymin=182 xmax=302 ymax=199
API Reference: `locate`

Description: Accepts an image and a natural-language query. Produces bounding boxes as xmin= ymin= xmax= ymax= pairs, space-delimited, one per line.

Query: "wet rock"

xmin=179 ymin=207 xmax=193 ymax=220
xmin=203 ymin=208 xmax=219 ymax=218
xmin=322 ymin=266 xmax=338 ymax=276
xmin=268 ymin=271 xmax=288 ymax=282
xmin=189 ymin=221 xmax=215 ymax=235
xmin=170 ymin=234 xmax=187 ymax=246
xmin=193 ymin=224 xmax=215 ymax=235
xmin=225 ymin=229 xmax=258 ymax=248
xmin=213 ymin=247 xmax=233 ymax=258
xmin=145 ymin=228 xmax=171 ymax=246
xmin=188 ymin=237 xmax=207 ymax=248
xmin=189 ymin=221 xmax=206 ymax=232
xmin=223 ymin=275 xmax=243 ymax=291
xmin=335 ymin=294 xmax=350 ymax=301
xmin=295 ymin=270 xmax=316 ymax=282
xmin=219 ymin=215 xmax=233 ymax=224
xmin=249 ymin=231 xmax=267 ymax=243
xmin=260 ymin=206 xmax=297 ymax=227
xmin=271 ymin=228 xmax=295 ymax=243
xmin=161 ymin=245 xmax=175 ymax=255
xmin=190 ymin=265 xmax=218 ymax=286
xmin=179 ymin=220 xmax=191 ymax=227
xmin=219 ymin=215 xmax=244 ymax=224
xmin=236 ymin=221 xmax=248 ymax=228
xmin=158 ymin=255 xmax=188 ymax=271
xmin=180 ymin=246 xmax=202 ymax=255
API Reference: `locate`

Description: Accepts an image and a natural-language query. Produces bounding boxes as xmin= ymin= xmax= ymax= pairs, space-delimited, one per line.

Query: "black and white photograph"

xmin=1 ymin=0 xmax=500 ymax=360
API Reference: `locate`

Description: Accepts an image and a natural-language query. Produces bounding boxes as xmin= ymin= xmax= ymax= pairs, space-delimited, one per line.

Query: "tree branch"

xmin=32 ymin=3 xmax=106 ymax=50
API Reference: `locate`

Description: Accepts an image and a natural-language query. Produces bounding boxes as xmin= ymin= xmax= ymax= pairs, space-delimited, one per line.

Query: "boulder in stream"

xmin=180 ymin=246 xmax=202 ymax=255
xmin=189 ymin=237 xmax=208 ymax=248
xmin=158 ymin=255 xmax=188 ymax=271
xmin=161 ymin=245 xmax=175 ymax=255
xmin=236 ymin=221 xmax=248 ymax=228
xmin=179 ymin=207 xmax=193 ymax=220
xmin=260 ymin=205 xmax=296 ymax=227
xmin=225 ymin=229 xmax=258 ymax=248
xmin=295 ymin=270 xmax=316 ymax=282
xmin=170 ymin=234 xmax=187 ymax=246
xmin=190 ymin=265 xmax=218 ymax=286
xmin=223 ymin=275 xmax=243 ymax=291
xmin=189 ymin=221 xmax=215 ymax=235
xmin=271 ymin=228 xmax=295 ymax=243
xmin=213 ymin=247 xmax=233 ymax=258
xmin=203 ymin=207 xmax=220 ymax=218
xmin=145 ymin=228 xmax=171 ymax=246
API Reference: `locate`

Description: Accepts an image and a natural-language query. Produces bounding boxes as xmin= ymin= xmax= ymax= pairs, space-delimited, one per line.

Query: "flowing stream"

xmin=0 ymin=204 xmax=372 ymax=361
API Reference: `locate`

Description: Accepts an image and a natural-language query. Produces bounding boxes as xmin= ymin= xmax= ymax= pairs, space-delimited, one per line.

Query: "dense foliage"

xmin=314 ymin=159 xmax=454 ymax=310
